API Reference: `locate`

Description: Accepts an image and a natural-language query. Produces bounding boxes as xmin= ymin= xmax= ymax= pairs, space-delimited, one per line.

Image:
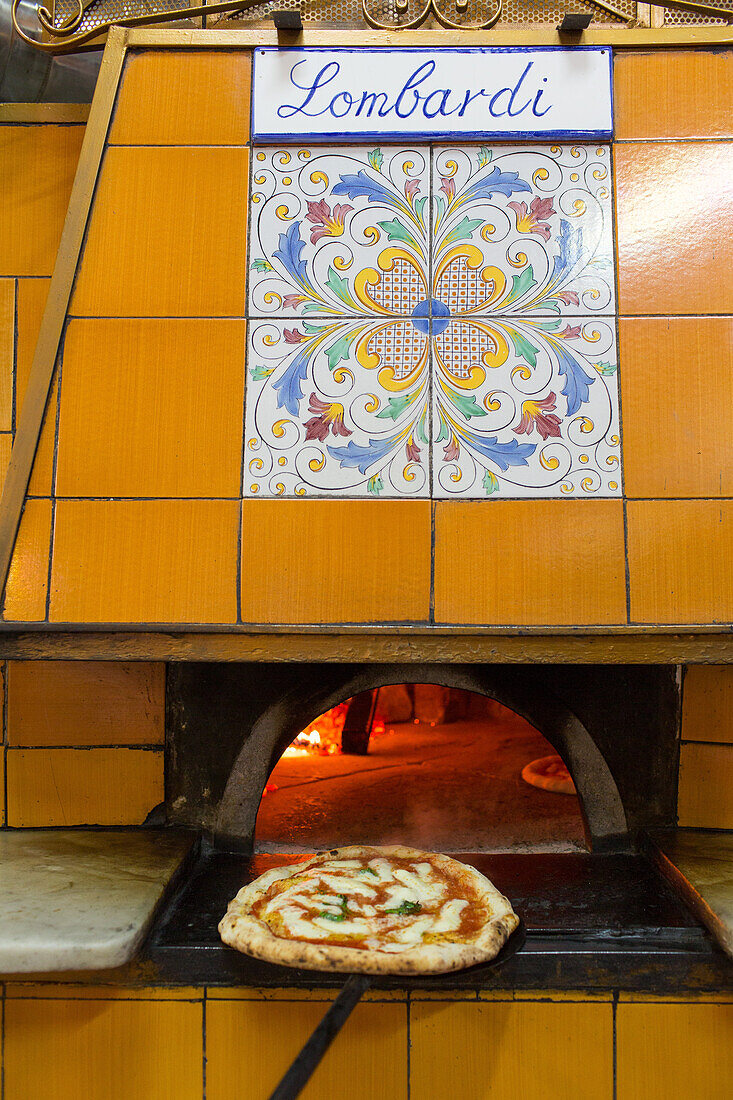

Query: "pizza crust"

xmin=219 ymin=845 xmax=519 ymax=975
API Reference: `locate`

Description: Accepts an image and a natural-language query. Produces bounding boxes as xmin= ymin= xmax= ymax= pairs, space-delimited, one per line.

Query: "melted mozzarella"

xmin=317 ymin=873 xmax=377 ymax=897
xmin=392 ymin=868 xmax=447 ymax=902
xmin=377 ymin=885 xmax=420 ymax=911
xmin=431 ymin=899 xmax=468 ymax=933
xmin=389 ymin=916 xmax=435 ymax=944
xmin=265 ymin=892 xmax=318 ymax=914
xmin=367 ymin=858 xmax=395 ymax=883
xmin=279 ymin=906 xmax=331 ymax=939
xmin=312 ymin=916 xmax=371 ymax=935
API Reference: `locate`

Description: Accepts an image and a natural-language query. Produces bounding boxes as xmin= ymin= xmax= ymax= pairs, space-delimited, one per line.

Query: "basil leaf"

xmin=385 ymin=900 xmax=422 ymax=916
xmin=318 ymin=911 xmax=346 ymax=922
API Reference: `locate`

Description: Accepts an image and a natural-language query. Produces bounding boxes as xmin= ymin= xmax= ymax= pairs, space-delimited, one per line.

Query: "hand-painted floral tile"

xmin=244 ymin=318 xmax=430 ymax=497
xmin=249 ymin=146 xmax=431 ymax=317
xmin=245 ymin=142 xmax=618 ymax=498
xmin=431 ymin=315 xmax=621 ymax=498
xmin=432 ymin=144 xmax=614 ymax=318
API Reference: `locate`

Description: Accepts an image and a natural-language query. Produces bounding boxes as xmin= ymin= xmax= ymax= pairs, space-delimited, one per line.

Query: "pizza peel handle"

xmin=268 ymin=974 xmax=372 ymax=1100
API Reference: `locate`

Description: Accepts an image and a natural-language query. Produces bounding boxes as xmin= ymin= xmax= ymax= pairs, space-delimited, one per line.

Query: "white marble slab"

xmin=0 ymin=830 xmax=192 ymax=973
xmin=653 ymin=829 xmax=733 ymax=960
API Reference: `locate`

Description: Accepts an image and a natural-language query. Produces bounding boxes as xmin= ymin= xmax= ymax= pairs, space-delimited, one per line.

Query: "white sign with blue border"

xmin=252 ymin=47 xmax=613 ymax=142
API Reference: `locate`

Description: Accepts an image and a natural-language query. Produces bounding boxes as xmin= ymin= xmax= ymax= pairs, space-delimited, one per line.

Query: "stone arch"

xmin=215 ymin=663 xmax=628 ymax=851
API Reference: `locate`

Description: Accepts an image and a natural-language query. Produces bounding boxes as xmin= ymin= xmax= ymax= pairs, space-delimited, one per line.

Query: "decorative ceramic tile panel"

xmin=245 ymin=143 xmax=620 ymax=498
xmin=245 ymin=318 xmax=430 ymax=497
xmin=432 ymin=315 xmax=620 ymax=498
xmin=249 ymin=147 xmax=431 ymax=317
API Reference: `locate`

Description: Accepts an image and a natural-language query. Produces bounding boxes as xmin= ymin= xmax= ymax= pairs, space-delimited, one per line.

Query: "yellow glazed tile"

xmin=206 ymin=987 xmax=405 ymax=1001
xmin=6 ymin=984 xmax=203 ymax=999
xmin=16 ymin=279 xmax=56 ymax=494
xmin=15 ymin=277 xmax=50 ymax=411
xmin=49 ymin=499 xmax=239 ymax=624
xmin=619 ymin=318 xmax=733 ymax=498
xmin=240 ymin=500 xmax=432 ymax=624
xmin=618 ymin=991 xmax=733 ymax=1003
xmin=616 ymin=142 xmax=733 ymax=316
xmin=435 ymin=501 xmax=626 ymax=625
xmin=206 ymin=999 xmax=407 ymax=1100
xmin=412 ymin=989 xmax=482 ymax=1000
xmin=5 ymin=997 xmax=202 ymax=1100
xmin=7 ymin=661 xmax=165 ymax=746
xmin=56 ymin=319 xmax=246 ymax=498
xmin=511 ymin=990 xmax=613 ymax=1002
xmin=6 ymin=747 xmax=163 ymax=826
xmin=0 ymin=278 xmax=14 ymax=430
xmin=616 ymin=1003 xmax=733 ymax=1100
xmin=72 ymin=146 xmax=249 ymax=317
xmin=206 ymin=987 xmax=338 ymax=1001
xmin=0 ymin=125 xmax=84 ymax=276
xmin=410 ymin=1001 xmax=612 ymax=1100
xmin=27 ymin=375 xmax=57 ymax=498
xmin=614 ymin=51 xmax=733 ymax=140
xmin=2 ymin=499 xmax=52 ymax=622
xmin=110 ymin=50 xmax=251 ymax=144
xmin=627 ymin=500 xmax=733 ymax=624
xmin=682 ymin=666 xmax=733 ymax=744
xmin=678 ymin=742 xmax=733 ymax=829
xmin=0 ymin=431 xmax=12 ymax=493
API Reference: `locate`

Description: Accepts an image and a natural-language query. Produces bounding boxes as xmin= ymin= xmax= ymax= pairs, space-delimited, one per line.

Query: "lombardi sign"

xmin=252 ymin=47 xmax=613 ymax=142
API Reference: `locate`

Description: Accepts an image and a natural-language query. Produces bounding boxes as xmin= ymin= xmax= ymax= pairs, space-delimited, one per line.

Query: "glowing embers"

xmin=245 ymin=144 xmax=620 ymax=498
xmin=282 ymin=700 xmax=387 ymax=758
xmin=255 ymin=686 xmax=588 ymax=854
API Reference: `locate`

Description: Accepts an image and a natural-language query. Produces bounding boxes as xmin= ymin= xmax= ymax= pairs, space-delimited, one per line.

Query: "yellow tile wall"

xmin=616 ymin=1002 xmax=733 ymax=1100
xmin=4 ymin=51 xmax=733 ymax=629
xmin=6 ymin=660 xmax=164 ymax=746
xmin=434 ymin=500 xmax=626 ymax=626
xmin=71 ymin=146 xmax=249 ymax=317
xmin=108 ymin=50 xmax=252 ymax=145
xmin=1 ymin=987 xmax=730 ymax=1100
xmin=1 ymin=660 xmax=165 ymax=826
xmin=678 ymin=742 xmax=733 ymax=830
xmin=6 ymin=746 xmax=163 ymax=827
xmin=0 ymin=124 xmax=84 ymax=276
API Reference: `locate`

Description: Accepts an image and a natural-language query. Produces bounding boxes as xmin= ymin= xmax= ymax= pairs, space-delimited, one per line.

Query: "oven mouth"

xmin=252 ymin=684 xmax=590 ymax=855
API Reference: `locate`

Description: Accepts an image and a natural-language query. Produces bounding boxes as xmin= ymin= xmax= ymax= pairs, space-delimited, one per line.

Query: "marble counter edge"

xmin=0 ymin=829 xmax=194 ymax=973
xmin=648 ymin=829 xmax=733 ymax=960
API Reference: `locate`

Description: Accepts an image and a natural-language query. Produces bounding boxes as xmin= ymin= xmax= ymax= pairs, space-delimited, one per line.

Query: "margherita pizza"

xmin=219 ymin=845 xmax=519 ymax=975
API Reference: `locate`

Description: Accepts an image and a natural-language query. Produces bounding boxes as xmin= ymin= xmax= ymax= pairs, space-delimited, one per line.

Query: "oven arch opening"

xmin=214 ymin=665 xmax=628 ymax=853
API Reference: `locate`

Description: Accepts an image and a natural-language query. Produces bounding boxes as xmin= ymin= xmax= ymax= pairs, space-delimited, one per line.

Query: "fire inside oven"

xmin=144 ymin=661 xmax=728 ymax=995
xmin=256 ymin=685 xmax=586 ymax=854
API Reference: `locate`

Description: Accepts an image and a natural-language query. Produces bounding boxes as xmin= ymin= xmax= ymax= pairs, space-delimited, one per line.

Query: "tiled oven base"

xmin=142 ymin=850 xmax=733 ymax=994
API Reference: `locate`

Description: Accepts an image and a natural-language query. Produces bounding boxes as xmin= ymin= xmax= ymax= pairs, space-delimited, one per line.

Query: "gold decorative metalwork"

xmin=360 ymin=0 xmax=640 ymax=28
xmin=11 ymin=0 xmax=733 ymax=52
xmin=362 ymin=0 xmax=503 ymax=30
xmin=10 ymin=0 xmax=262 ymax=53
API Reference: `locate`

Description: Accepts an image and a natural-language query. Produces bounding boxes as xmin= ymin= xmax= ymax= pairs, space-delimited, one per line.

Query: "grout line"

xmin=5 ymin=744 xmax=164 ymax=751
xmin=238 ymin=144 xmax=256 ymax=621
xmin=607 ymin=990 xmax=611 ymax=1100
xmin=678 ymin=738 xmax=733 ymax=748
xmin=29 ymin=494 xmax=733 ymax=503
xmin=675 ymin=666 xmax=686 ymax=826
xmin=2 ymin=661 xmax=7 ymax=830
xmin=11 ymin=279 xmax=17 ymax=439
xmin=609 ymin=140 xmax=631 ymax=625
xmin=0 ymin=982 xmax=5 ymax=1100
xmin=406 ymin=995 xmax=411 ymax=1100
xmin=43 ymin=323 xmax=67 ymax=624
xmin=202 ymin=992 xmax=207 ymax=1100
